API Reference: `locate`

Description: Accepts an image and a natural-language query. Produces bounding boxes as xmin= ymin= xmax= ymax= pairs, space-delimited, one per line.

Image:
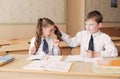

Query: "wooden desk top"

xmin=111 ymin=36 xmax=120 ymax=41
xmin=0 ymin=40 xmax=10 ymax=46
xmin=0 ymin=54 xmax=119 ymax=77
xmin=59 ymin=41 xmax=69 ymax=48
xmin=115 ymin=42 xmax=120 ymax=47
xmin=0 ymin=44 xmax=30 ymax=52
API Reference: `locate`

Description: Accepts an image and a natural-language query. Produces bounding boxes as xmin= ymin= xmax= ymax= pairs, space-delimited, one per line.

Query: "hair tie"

xmin=40 ymin=18 xmax=43 ymax=22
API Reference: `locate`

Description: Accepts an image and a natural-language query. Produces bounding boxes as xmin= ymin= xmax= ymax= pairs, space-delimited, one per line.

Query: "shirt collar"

xmin=87 ymin=30 xmax=101 ymax=37
xmin=41 ymin=36 xmax=51 ymax=41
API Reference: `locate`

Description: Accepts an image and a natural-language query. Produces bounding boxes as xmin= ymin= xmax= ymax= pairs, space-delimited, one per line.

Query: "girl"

xmin=29 ymin=17 xmax=62 ymax=55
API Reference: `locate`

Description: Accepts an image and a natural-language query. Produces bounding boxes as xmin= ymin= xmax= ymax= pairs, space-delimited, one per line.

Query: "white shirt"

xmin=29 ymin=37 xmax=60 ymax=55
xmin=61 ymin=30 xmax=118 ymax=57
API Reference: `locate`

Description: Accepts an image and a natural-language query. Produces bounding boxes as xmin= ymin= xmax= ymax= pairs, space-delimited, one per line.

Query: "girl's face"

xmin=85 ymin=19 xmax=102 ymax=34
xmin=42 ymin=25 xmax=54 ymax=38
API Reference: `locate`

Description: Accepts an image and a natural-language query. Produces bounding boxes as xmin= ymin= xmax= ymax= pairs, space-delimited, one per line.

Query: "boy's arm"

xmin=97 ymin=36 xmax=118 ymax=57
xmin=86 ymin=36 xmax=118 ymax=58
xmin=61 ymin=31 xmax=80 ymax=47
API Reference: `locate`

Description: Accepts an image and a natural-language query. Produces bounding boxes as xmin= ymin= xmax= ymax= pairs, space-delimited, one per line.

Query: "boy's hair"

xmin=86 ymin=10 xmax=103 ymax=24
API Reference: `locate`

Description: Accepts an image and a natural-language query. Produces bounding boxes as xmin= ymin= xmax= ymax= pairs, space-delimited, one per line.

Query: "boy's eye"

xmin=85 ymin=23 xmax=94 ymax=26
xmin=89 ymin=24 xmax=94 ymax=26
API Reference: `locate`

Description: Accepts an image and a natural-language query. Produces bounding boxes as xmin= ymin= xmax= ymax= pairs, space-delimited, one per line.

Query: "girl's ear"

xmin=98 ymin=23 xmax=102 ymax=28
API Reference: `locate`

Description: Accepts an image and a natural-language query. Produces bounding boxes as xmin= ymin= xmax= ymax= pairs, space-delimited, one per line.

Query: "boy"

xmin=61 ymin=10 xmax=118 ymax=58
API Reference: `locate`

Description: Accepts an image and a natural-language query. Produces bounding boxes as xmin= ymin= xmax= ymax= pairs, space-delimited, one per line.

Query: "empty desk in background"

xmin=0 ymin=53 xmax=119 ymax=79
xmin=0 ymin=44 xmax=30 ymax=54
xmin=0 ymin=42 xmax=70 ymax=55
xmin=115 ymin=42 xmax=120 ymax=47
xmin=0 ymin=40 xmax=10 ymax=47
xmin=115 ymin=42 xmax=120 ymax=56
xmin=111 ymin=36 xmax=120 ymax=43
xmin=59 ymin=41 xmax=71 ymax=55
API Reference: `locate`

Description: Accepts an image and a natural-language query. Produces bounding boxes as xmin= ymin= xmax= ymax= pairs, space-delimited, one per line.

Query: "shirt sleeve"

xmin=61 ymin=31 xmax=81 ymax=47
xmin=52 ymin=46 xmax=61 ymax=55
xmin=28 ymin=37 xmax=35 ymax=55
xmin=100 ymin=36 xmax=118 ymax=57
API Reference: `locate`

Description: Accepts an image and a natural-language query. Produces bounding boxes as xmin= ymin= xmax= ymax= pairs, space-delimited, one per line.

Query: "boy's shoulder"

xmin=76 ymin=30 xmax=87 ymax=35
xmin=99 ymin=31 xmax=111 ymax=38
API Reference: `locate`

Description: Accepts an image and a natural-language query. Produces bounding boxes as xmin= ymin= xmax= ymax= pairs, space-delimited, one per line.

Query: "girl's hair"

xmin=35 ymin=17 xmax=62 ymax=53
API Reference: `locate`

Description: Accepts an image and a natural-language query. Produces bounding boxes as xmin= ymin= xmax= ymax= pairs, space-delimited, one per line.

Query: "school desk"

xmin=112 ymin=36 xmax=120 ymax=42
xmin=59 ymin=41 xmax=71 ymax=55
xmin=0 ymin=44 xmax=30 ymax=54
xmin=0 ymin=40 xmax=10 ymax=47
xmin=0 ymin=42 xmax=71 ymax=55
xmin=115 ymin=42 xmax=120 ymax=56
xmin=115 ymin=42 xmax=120 ymax=47
xmin=10 ymin=39 xmax=30 ymax=45
xmin=0 ymin=53 xmax=120 ymax=79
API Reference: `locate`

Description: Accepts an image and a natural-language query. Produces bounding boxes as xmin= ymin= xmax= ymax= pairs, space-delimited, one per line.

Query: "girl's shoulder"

xmin=31 ymin=37 xmax=36 ymax=42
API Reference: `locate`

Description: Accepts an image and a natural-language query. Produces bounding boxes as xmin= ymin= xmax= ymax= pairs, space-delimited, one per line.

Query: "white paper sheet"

xmin=65 ymin=55 xmax=84 ymax=62
xmin=45 ymin=61 xmax=72 ymax=72
xmin=26 ymin=55 xmax=46 ymax=61
xmin=47 ymin=56 xmax=62 ymax=61
xmin=65 ymin=55 xmax=103 ymax=62
xmin=24 ymin=60 xmax=45 ymax=70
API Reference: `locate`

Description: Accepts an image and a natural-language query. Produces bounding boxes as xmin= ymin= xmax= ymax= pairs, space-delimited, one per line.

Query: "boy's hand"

xmin=85 ymin=50 xmax=94 ymax=58
xmin=85 ymin=50 xmax=100 ymax=58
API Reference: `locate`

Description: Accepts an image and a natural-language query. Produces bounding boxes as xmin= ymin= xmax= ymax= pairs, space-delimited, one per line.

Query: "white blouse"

xmin=29 ymin=37 xmax=60 ymax=55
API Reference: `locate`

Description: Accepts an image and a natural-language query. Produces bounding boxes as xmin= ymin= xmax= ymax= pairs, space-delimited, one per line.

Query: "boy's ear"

xmin=98 ymin=23 xmax=102 ymax=28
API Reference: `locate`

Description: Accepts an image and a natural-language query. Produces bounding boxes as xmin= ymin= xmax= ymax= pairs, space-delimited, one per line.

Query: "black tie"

xmin=43 ymin=39 xmax=49 ymax=54
xmin=88 ymin=35 xmax=94 ymax=51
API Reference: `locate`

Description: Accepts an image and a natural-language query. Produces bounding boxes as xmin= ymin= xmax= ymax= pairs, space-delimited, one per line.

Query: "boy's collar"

xmin=87 ymin=30 xmax=101 ymax=37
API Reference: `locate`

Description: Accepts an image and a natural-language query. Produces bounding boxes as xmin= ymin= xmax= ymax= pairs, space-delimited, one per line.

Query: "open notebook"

xmin=0 ymin=55 xmax=15 ymax=66
xmin=24 ymin=56 xmax=72 ymax=72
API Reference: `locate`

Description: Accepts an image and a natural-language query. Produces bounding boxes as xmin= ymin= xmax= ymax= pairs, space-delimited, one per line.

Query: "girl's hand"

xmin=30 ymin=46 xmax=36 ymax=55
xmin=53 ymin=39 xmax=59 ymax=48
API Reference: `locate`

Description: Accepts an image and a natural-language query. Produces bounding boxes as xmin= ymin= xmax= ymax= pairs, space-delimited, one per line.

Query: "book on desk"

xmin=0 ymin=55 xmax=15 ymax=66
xmin=93 ymin=59 xmax=120 ymax=73
xmin=24 ymin=55 xmax=72 ymax=72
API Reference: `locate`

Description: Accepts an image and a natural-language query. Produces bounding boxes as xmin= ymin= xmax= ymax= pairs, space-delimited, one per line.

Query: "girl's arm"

xmin=28 ymin=37 xmax=36 ymax=55
xmin=52 ymin=39 xmax=61 ymax=55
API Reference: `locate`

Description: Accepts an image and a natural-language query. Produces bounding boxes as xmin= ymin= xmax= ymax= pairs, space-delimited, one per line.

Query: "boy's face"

xmin=42 ymin=25 xmax=54 ymax=38
xmin=85 ymin=19 xmax=102 ymax=34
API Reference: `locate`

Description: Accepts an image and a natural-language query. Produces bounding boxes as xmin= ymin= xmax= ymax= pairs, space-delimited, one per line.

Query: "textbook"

xmin=93 ymin=60 xmax=120 ymax=73
xmin=0 ymin=55 xmax=15 ymax=66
